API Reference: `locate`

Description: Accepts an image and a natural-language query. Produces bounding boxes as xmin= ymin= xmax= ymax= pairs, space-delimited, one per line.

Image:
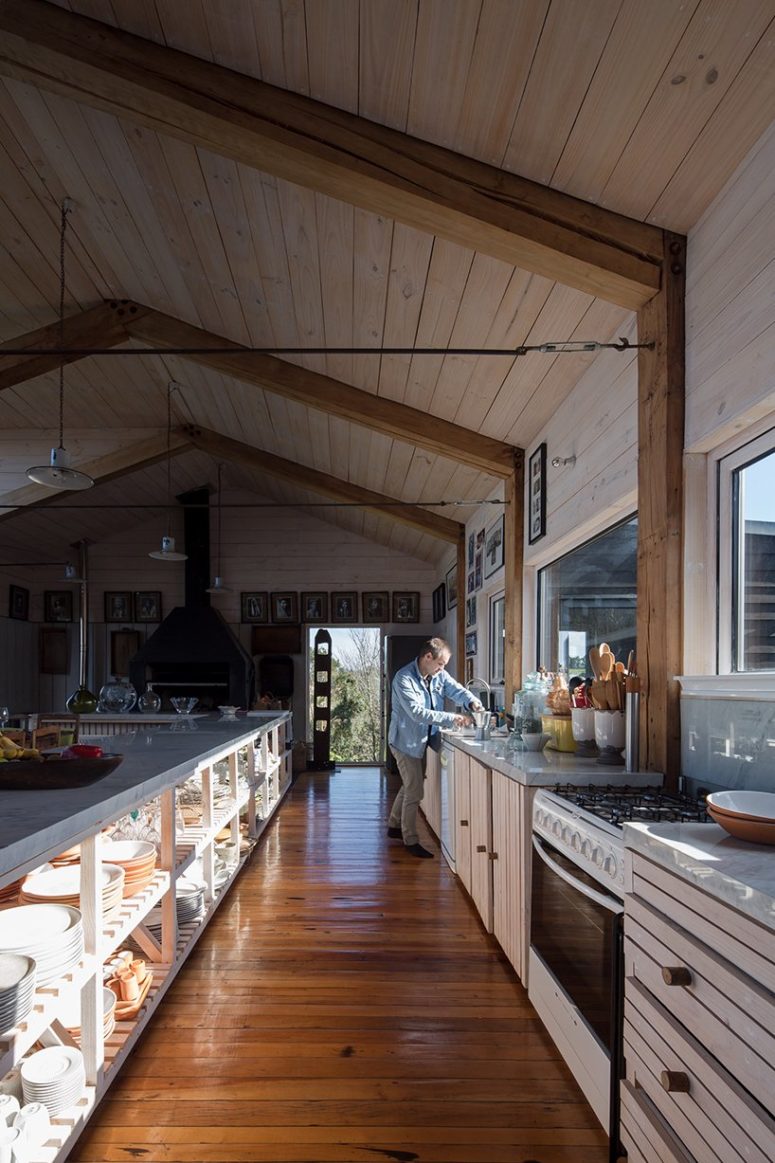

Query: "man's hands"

xmin=469 ymin=699 xmax=485 ymax=713
xmin=453 ymin=713 xmax=472 ymax=728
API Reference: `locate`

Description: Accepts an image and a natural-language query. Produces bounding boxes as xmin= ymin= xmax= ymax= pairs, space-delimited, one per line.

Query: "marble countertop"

xmin=0 ymin=713 xmax=289 ymax=882
xmin=624 ymin=820 xmax=775 ymax=931
xmin=441 ymin=730 xmax=660 ymax=787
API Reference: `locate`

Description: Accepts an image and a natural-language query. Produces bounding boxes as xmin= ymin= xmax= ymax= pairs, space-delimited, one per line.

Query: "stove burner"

xmin=550 ymin=783 xmax=710 ymax=826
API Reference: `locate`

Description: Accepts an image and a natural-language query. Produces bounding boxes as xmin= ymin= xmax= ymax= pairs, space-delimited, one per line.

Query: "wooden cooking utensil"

xmin=599 ymin=651 xmax=614 ymax=680
xmin=589 ymin=646 xmax=602 ymax=679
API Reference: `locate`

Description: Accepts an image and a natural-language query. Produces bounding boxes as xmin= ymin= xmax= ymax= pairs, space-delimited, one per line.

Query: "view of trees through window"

xmin=309 ymin=628 xmax=382 ymax=763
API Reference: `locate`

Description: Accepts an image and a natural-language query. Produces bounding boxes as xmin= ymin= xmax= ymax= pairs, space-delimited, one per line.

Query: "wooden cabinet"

xmin=621 ymin=851 xmax=775 ymax=1163
xmin=420 ymin=746 xmax=441 ymax=838
xmin=469 ymin=758 xmax=493 ymax=931
xmin=454 ymin=750 xmax=472 ymax=892
xmin=491 ymin=770 xmax=536 ymax=983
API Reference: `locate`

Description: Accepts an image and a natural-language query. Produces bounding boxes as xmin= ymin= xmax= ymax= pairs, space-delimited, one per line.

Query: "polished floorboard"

xmin=69 ymin=766 xmax=609 ymax=1162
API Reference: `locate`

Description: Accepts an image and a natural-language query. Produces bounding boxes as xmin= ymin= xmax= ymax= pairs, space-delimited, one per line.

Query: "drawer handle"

xmin=476 ymin=844 xmax=487 ymax=852
xmin=460 ymin=819 xmax=469 ymax=826
xmin=660 ymin=1070 xmax=690 ymax=1094
xmin=661 ymin=966 xmax=692 ymax=987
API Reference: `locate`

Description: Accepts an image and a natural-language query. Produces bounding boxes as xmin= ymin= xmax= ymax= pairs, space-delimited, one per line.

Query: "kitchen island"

xmin=0 ymin=712 xmax=292 ymax=1163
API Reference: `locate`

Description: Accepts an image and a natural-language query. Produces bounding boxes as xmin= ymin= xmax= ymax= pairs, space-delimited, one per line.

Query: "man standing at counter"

xmin=388 ymin=637 xmax=483 ymax=858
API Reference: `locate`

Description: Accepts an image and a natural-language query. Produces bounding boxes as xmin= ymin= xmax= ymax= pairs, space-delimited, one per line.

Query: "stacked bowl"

xmin=19 ymin=864 xmax=125 ymax=917
xmin=102 ymin=840 xmax=157 ymax=897
xmin=706 ymin=791 xmax=775 ymax=844
xmin=144 ymin=879 xmax=206 ymax=938
xmin=0 ymin=905 xmax=84 ymax=987
xmin=57 ymin=986 xmax=118 ymax=1046
xmin=20 ymin=1046 xmax=85 ymax=1115
xmin=0 ymin=953 xmax=36 ymax=1035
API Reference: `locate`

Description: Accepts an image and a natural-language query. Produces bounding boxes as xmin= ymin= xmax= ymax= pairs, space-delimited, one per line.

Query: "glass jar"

xmin=97 ymin=676 xmax=137 ymax=714
xmin=137 ymin=683 xmax=162 ymax=713
xmin=66 ymin=685 xmax=98 ymax=714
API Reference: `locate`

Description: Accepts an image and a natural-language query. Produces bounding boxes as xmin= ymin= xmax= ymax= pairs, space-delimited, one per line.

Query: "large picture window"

xmin=719 ymin=430 xmax=775 ymax=672
xmin=537 ymin=517 xmax=637 ymax=676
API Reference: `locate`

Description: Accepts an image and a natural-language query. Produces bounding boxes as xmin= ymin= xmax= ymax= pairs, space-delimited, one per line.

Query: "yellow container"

xmin=541 ymin=714 xmax=575 ymax=752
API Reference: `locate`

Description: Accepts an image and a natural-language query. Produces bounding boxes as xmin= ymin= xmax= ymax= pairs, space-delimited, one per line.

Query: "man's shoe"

xmin=405 ymin=842 xmax=434 ymax=858
xmin=387 ymin=826 xmax=402 ymax=839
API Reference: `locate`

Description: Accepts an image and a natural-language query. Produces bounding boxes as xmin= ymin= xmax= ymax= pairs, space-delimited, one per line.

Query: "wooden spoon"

xmin=588 ymin=646 xmax=602 ymax=680
xmin=599 ymin=651 xmax=614 ymax=680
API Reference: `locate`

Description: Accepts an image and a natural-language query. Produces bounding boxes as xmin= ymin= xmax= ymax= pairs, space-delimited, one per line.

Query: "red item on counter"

xmin=62 ymin=743 xmax=104 ymax=759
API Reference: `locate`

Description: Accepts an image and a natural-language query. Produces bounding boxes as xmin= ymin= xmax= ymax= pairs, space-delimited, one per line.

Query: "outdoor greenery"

xmin=310 ymin=630 xmax=382 ymax=763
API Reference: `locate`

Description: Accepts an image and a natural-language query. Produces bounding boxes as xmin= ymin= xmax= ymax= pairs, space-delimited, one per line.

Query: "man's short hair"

xmin=420 ymin=637 xmax=451 ymax=660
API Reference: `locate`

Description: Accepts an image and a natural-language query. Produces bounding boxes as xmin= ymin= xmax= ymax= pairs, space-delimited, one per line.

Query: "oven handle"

xmin=532 ymin=834 xmax=623 ymax=915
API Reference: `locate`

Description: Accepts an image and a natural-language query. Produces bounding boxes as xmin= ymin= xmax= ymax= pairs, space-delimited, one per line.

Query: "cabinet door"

xmin=469 ymin=759 xmax=493 ymax=932
xmin=421 ymin=747 xmax=441 ymax=838
xmin=491 ymin=770 xmax=524 ymax=979
xmin=455 ymin=751 xmax=471 ymax=892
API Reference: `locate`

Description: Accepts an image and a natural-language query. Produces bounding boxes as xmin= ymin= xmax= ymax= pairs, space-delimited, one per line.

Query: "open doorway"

xmin=308 ymin=627 xmax=382 ymax=763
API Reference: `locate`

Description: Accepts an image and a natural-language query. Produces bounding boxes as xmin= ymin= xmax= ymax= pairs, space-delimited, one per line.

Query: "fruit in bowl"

xmin=61 ymin=743 xmax=104 ymax=759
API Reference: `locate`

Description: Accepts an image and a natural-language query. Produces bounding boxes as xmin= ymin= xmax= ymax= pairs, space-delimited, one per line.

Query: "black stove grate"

xmin=550 ymin=783 xmax=710 ymax=826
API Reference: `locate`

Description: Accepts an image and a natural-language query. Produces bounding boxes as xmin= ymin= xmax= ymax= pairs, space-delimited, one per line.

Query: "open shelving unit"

xmin=0 ymin=713 xmax=292 ymax=1162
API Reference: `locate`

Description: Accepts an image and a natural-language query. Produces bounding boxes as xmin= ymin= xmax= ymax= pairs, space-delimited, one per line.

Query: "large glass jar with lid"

xmin=97 ymin=676 xmax=137 ymax=714
xmin=512 ymin=671 xmax=550 ymax=738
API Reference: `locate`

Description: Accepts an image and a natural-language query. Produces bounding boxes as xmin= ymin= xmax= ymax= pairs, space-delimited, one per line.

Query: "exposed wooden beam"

xmin=185 ymin=424 xmax=463 ymax=544
xmin=0 ymin=0 xmax=662 ymax=309
xmin=0 ymin=301 xmax=136 ymax=392
xmin=636 ymin=232 xmax=686 ymax=784
xmin=0 ymin=430 xmax=190 ymax=523
xmin=122 ymin=304 xmax=517 ymax=479
xmin=504 ymin=453 xmax=524 ymax=710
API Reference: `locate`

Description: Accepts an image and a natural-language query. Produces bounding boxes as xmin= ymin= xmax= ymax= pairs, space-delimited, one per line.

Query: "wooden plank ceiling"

xmin=1 ymin=0 xmax=774 ymax=567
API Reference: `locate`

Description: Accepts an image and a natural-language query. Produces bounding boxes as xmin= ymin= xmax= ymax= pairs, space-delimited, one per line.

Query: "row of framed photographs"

xmin=241 ymin=590 xmax=420 ymax=625
xmin=440 ymin=514 xmax=505 ymax=615
xmin=8 ymin=588 xmax=163 ymax=624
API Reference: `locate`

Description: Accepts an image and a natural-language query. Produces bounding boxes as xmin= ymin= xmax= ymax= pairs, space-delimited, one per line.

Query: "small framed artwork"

xmin=241 ymin=591 xmax=268 ymax=623
xmin=392 ymin=591 xmax=419 ymax=623
xmin=44 ymin=590 xmax=73 ymax=624
xmin=476 ymin=527 xmax=485 ymax=551
xmin=301 ymin=592 xmax=328 ymax=623
xmin=8 ymin=584 xmax=29 ymax=621
xmin=431 ymin=583 xmax=446 ymax=624
xmin=104 ymin=591 xmax=133 ymax=623
xmin=135 ymin=591 xmax=162 ymax=622
xmin=363 ymin=591 xmax=388 ymax=623
xmin=40 ymin=627 xmax=68 ymax=674
xmin=466 ymin=595 xmax=477 ymax=627
xmin=465 ymin=655 xmax=474 ymax=684
xmin=467 ymin=568 xmax=475 ymax=594
xmin=484 ymin=515 xmax=505 ymax=578
xmin=445 ymin=566 xmax=458 ymax=610
xmin=467 ymin=531 xmax=475 ymax=567
xmin=271 ymin=592 xmax=299 ymax=623
xmin=528 ymin=442 xmax=547 ymax=544
xmin=331 ymin=592 xmax=358 ymax=623
xmin=474 ymin=550 xmax=483 ymax=591
xmin=465 ymin=630 xmax=478 ymax=657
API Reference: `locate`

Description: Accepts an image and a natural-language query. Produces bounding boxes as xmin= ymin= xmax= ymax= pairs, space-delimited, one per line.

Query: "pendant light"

xmin=149 ymin=382 xmax=187 ymax=561
xmin=26 ymin=199 xmax=94 ymax=491
xmin=206 ymin=462 xmax=231 ymax=594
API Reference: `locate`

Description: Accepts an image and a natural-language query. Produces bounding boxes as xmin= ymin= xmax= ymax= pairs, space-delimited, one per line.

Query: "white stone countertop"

xmin=624 ymin=820 xmax=775 ymax=931
xmin=0 ymin=713 xmax=289 ymax=883
xmin=441 ymin=730 xmax=660 ymax=788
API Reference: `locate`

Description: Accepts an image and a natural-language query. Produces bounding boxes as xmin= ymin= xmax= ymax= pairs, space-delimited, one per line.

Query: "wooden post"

xmin=636 ymin=231 xmax=686 ymax=784
xmin=456 ymin=531 xmax=466 ymax=681
xmin=504 ymin=451 xmax=524 ymax=710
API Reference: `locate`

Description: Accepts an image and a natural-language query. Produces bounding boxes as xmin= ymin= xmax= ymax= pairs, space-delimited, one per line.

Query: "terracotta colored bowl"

xmin=705 ymin=791 xmax=775 ymax=822
xmin=707 ymin=805 xmax=775 ymax=844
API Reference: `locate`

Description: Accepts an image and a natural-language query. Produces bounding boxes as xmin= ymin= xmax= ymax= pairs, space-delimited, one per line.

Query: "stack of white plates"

xmin=57 ymin=986 xmax=117 ymax=1045
xmin=20 ymin=864 xmax=125 ymax=917
xmin=20 ymin=1046 xmax=85 ymax=1115
xmin=0 ymin=905 xmax=83 ymax=987
xmin=102 ymin=840 xmax=157 ymax=897
xmin=144 ymin=879 xmax=205 ymax=935
xmin=0 ymin=953 xmax=36 ymax=1034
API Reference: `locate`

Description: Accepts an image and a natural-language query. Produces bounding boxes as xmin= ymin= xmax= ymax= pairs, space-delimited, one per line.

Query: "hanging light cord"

xmin=215 ymin=461 xmax=223 ymax=574
xmin=57 ymin=199 xmax=72 ymax=451
xmin=164 ymin=381 xmax=175 ymax=537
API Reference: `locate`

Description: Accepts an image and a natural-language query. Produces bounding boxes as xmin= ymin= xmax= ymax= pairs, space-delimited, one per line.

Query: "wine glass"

xmin=0 ymin=706 xmax=9 ymax=729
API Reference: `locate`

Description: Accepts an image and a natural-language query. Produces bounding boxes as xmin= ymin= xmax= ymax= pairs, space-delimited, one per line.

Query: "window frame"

xmin=489 ymin=591 xmax=505 ymax=686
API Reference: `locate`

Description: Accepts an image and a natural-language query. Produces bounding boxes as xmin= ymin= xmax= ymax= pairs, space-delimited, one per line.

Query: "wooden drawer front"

xmin=491 ymin=770 xmax=522 ymax=978
xmin=455 ymin=756 xmax=471 ymax=892
xmin=625 ymin=979 xmax=775 ymax=1163
xmin=620 ymin=1079 xmax=695 ymax=1163
xmin=469 ymin=759 xmax=492 ymax=932
xmin=625 ymin=903 xmax=775 ymax=1111
xmin=629 ymin=853 xmax=775 ymax=992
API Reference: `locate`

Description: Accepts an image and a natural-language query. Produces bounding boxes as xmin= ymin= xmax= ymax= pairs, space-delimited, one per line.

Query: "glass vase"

xmin=137 ymin=683 xmax=162 ymax=713
xmin=66 ymin=685 xmax=98 ymax=714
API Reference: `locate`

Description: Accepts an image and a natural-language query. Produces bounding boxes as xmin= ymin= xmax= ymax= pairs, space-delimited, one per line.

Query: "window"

xmin=719 ymin=430 xmax=775 ymax=672
xmin=489 ymin=593 xmax=505 ymax=685
xmin=537 ymin=517 xmax=637 ymax=676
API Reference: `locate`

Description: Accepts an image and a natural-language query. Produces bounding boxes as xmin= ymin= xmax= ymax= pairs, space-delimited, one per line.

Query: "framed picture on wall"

xmin=392 ymin=592 xmax=419 ymax=623
xmin=135 ymin=591 xmax=162 ymax=622
xmin=104 ymin=591 xmax=133 ymax=623
xmin=8 ymin=584 xmax=29 ymax=621
xmin=528 ymin=442 xmax=547 ymax=544
xmin=301 ymin=592 xmax=328 ymax=623
xmin=484 ymin=515 xmax=505 ymax=578
xmin=445 ymin=566 xmax=457 ymax=610
xmin=466 ymin=595 xmax=477 ymax=627
xmin=362 ymin=591 xmax=388 ymax=623
xmin=271 ymin=592 xmax=299 ymax=623
xmin=241 ymin=591 xmax=268 ymax=623
xmin=44 ymin=590 xmax=73 ymax=623
xmin=465 ymin=655 xmax=474 ymax=684
xmin=465 ymin=630 xmax=478 ymax=657
xmin=431 ymin=583 xmax=446 ymax=623
xmin=331 ymin=592 xmax=358 ymax=623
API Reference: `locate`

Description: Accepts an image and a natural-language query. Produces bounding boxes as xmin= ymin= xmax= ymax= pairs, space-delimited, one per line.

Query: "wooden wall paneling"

xmin=0 ymin=613 xmax=38 ymax=710
xmin=317 ymin=194 xmax=354 ymax=387
xmin=377 ymin=222 xmax=433 ymax=404
xmin=358 ymin=0 xmax=416 ymax=131
xmin=239 ymin=170 xmax=300 ymax=348
xmin=636 ymin=231 xmax=686 ymax=783
xmin=250 ymin=0 xmax=309 ymax=93
xmin=406 ymin=1 xmax=481 ymax=150
xmin=351 ymin=207 xmax=391 ymax=394
xmin=304 ymin=0 xmax=359 ymax=114
xmin=276 ymin=180 xmax=326 ymax=376
xmin=504 ymin=452 xmax=523 ymax=709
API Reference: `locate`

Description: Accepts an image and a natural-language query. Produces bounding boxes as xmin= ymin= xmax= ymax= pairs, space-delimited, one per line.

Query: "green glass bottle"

xmin=66 ymin=685 xmax=98 ymax=714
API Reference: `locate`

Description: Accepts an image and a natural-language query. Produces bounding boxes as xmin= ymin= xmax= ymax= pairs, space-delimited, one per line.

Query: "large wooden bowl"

xmin=0 ymin=753 xmax=123 ymax=791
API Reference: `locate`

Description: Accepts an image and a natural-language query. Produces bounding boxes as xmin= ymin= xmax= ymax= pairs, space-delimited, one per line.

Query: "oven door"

xmin=528 ymin=832 xmax=623 ymax=1138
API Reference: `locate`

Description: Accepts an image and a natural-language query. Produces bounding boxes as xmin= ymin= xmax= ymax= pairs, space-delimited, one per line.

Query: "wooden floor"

xmin=70 ymin=767 xmax=609 ymax=1162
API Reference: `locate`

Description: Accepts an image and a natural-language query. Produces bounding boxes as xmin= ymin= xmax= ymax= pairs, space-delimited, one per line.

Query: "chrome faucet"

xmin=466 ymin=677 xmax=492 ymax=709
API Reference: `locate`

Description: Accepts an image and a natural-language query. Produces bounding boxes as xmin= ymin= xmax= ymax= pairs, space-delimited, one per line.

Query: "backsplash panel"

xmin=681 ymin=694 xmax=775 ymax=794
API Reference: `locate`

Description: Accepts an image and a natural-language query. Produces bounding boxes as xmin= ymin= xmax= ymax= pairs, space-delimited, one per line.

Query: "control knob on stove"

xmin=581 ymin=839 xmax=593 ymax=859
xmin=571 ymin=832 xmax=581 ymax=851
xmin=603 ymin=853 xmax=618 ymax=878
xmin=562 ymin=825 xmax=572 ymax=844
xmin=535 ymin=809 xmax=545 ymax=828
xmin=552 ymin=819 xmax=562 ymax=838
xmin=593 ymin=847 xmax=604 ymax=867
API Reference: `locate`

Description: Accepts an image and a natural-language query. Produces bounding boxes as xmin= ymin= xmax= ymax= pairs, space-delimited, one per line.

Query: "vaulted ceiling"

xmin=1 ymin=0 xmax=774 ymax=567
